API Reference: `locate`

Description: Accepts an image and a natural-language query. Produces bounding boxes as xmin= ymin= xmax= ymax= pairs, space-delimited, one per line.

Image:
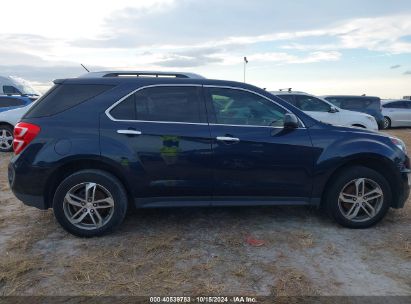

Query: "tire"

xmin=325 ymin=166 xmax=391 ymax=229
xmin=383 ymin=117 xmax=391 ymax=129
xmin=53 ymin=169 xmax=128 ymax=237
xmin=0 ymin=125 xmax=14 ymax=152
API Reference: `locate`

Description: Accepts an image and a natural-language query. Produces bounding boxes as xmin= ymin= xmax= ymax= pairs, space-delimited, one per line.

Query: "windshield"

xmin=8 ymin=76 xmax=41 ymax=96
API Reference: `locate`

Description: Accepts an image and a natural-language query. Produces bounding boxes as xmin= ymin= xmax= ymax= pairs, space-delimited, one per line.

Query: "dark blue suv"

xmin=8 ymin=72 xmax=410 ymax=237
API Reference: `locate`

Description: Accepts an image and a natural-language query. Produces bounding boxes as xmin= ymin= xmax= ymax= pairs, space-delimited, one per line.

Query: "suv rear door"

xmin=204 ymin=86 xmax=314 ymax=204
xmin=101 ymin=85 xmax=213 ymax=206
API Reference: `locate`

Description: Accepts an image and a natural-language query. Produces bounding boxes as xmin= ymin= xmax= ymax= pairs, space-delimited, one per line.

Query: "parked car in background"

xmin=0 ymin=104 xmax=33 ymax=152
xmin=0 ymin=76 xmax=40 ymax=98
xmin=322 ymin=95 xmax=384 ymax=129
xmin=382 ymin=99 xmax=411 ymax=129
xmin=271 ymin=91 xmax=378 ymax=130
xmin=0 ymin=95 xmax=35 ymax=113
xmin=8 ymin=71 xmax=409 ymax=237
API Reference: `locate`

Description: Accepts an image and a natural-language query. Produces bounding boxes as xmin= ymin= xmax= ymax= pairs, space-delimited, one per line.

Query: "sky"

xmin=1 ymin=0 xmax=411 ymax=98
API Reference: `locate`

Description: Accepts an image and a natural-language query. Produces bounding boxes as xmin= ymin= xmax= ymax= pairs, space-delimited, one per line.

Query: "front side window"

xmin=278 ymin=94 xmax=297 ymax=106
xmin=110 ymin=86 xmax=205 ymax=123
xmin=324 ymin=97 xmax=342 ymax=107
xmin=207 ymin=88 xmax=287 ymax=127
xmin=295 ymin=95 xmax=331 ymax=112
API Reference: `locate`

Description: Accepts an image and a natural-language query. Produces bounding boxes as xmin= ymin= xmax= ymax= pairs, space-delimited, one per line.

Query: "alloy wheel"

xmin=383 ymin=117 xmax=390 ymax=129
xmin=338 ymin=178 xmax=384 ymax=222
xmin=63 ymin=182 xmax=115 ymax=230
xmin=0 ymin=129 xmax=13 ymax=150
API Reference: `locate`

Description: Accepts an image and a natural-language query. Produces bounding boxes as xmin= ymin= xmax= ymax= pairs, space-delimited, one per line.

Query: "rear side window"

xmin=383 ymin=101 xmax=409 ymax=109
xmin=0 ymin=97 xmax=25 ymax=107
xmin=25 ymin=84 xmax=114 ymax=118
xmin=327 ymin=97 xmax=380 ymax=111
xmin=110 ymin=86 xmax=205 ymax=123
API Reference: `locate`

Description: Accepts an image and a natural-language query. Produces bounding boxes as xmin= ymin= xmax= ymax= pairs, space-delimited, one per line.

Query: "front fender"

xmin=309 ymin=128 xmax=404 ymax=199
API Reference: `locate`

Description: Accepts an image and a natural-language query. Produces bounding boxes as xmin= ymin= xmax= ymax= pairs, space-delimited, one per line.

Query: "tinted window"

xmin=383 ymin=101 xmax=408 ymax=109
xmin=278 ymin=94 xmax=297 ymax=106
xmin=207 ymin=88 xmax=286 ymax=127
xmin=0 ymin=97 xmax=25 ymax=108
xmin=295 ymin=95 xmax=330 ymax=112
xmin=110 ymin=86 xmax=205 ymax=123
xmin=25 ymin=84 xmax=114 ymax=118
xmin=326 ymin=97 xmax=380 ymax=110
xmin=3 ymin=85 xmax=22 ymax=94
xmin=110 ymin=95 xmax=136 ymax=120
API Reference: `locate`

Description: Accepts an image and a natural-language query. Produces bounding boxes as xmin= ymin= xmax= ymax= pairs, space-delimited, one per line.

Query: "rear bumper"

xmin=8 ymin=160 xmax=49 ymax=210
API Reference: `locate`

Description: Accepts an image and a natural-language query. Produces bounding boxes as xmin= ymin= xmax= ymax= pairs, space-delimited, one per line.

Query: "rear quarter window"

xmin=25 ymin=84 xmax=114 ymax=118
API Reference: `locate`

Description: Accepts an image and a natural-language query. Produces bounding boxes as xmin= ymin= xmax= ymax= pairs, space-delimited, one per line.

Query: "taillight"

xmin=13 ymin=122 xmax=40 ymax=155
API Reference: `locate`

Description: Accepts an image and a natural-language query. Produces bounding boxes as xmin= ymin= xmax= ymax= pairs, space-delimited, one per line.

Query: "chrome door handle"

xmin=216 ymin=136 xmax=240 ymax=142
xmin=117 ymin=130 xmax=142 ymax=135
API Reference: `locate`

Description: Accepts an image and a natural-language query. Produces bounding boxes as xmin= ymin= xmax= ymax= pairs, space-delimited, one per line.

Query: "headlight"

xmin=390 ymin=137 xmax=407 ymax=154
xmin=366 ymin=116 xmax=375 ymax=122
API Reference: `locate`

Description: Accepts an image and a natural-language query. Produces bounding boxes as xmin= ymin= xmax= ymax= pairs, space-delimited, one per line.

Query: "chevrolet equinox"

xmin=8 ymin=71 xmax=410 ymax=237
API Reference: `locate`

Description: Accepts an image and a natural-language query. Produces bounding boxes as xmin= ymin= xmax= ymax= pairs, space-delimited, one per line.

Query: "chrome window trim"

xmin=105 ymin=83 xmax=306 ymax=128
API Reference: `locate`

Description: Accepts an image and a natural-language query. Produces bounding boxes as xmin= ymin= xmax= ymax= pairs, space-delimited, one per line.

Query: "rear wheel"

xmin=325 ymin=166 xmax=391 ymax=228
xmin=0 ymin=125 xmax=13 ymax=152
xmin=53 ymin=170 xmax=128 ymax=237
xmin=383 ymin=117 xmax=391 ymax=129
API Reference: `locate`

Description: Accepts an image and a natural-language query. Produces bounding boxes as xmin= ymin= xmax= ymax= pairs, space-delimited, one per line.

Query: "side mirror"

xmin=284 ymin=113 xmax=299 ymax=129
xmin=329 ymin=106 xmax=339 ymax=113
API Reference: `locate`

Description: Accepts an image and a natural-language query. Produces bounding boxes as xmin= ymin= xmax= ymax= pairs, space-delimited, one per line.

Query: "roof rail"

xmin=78 ymin=71 xmax=206 ymax=79
xmin=278 ymin=88 xmax=292 ymax=92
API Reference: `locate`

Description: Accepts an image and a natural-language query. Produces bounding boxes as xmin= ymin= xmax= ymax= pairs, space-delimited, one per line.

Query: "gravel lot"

xmin=0 ymin=129 xmax=410 ymax=296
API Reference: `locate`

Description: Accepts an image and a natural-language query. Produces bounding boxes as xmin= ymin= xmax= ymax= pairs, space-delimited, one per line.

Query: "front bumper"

xmin=394 ymin=170 xmax=411 ymax=208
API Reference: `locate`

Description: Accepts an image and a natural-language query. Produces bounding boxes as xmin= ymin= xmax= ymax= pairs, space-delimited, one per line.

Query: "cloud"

xmin=404 ymin=70 xmax=411 ymax=75
xmin=71 ymin=0 xmax=411 ymax=54
xmin=390 ymin=64 xmax=401 ymax=69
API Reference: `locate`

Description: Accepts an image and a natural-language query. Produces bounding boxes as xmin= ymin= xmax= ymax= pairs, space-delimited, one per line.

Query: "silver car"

xmin=382 ymin=99 xmax=411 ymax=128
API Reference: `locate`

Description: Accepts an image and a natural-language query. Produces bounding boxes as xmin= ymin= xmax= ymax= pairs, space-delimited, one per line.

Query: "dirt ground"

xmin=0 ymin=129 xmax=410 ymax=296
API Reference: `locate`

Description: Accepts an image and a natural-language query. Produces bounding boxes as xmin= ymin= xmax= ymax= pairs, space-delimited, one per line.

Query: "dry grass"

xmin=0 ymin=255 xmax=42 ymax=295
xmin=273 ymin=268 xmax=320 ymax=296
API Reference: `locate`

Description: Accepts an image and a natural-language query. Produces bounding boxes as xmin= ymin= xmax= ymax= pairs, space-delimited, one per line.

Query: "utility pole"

xmin=243 ymin=57 xmax=248 ymax=82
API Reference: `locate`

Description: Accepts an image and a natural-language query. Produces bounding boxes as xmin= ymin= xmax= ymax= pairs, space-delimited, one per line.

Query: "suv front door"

xmin=205 ymin=87 xmax=314 ymax=204
xmin=101 ymin=85 xmax=213 ymax=206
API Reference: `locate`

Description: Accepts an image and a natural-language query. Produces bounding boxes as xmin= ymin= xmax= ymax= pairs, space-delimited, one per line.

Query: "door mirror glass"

xmin=283 ymin=113 xmax=299 ymax=129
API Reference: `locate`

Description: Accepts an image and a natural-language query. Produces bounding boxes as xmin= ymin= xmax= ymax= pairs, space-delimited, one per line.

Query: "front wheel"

xmin=53 ymin=170 xmax=128 ymax=237
xmin=325 ymin=166 xmax=391 ymax=228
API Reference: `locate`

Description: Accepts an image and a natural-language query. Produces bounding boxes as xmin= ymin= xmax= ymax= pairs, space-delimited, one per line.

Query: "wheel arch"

xmin=319 ymin=154 xmax=402 ymax=209
xmin=0 ymin=122 xmax=14 ymax=129
xmin=44 ymin=157 xmax=134 ymax=209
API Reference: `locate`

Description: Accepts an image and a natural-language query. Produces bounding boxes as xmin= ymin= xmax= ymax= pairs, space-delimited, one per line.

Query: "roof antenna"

xmin=80 ymin=64 xmax=90 ymax=72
